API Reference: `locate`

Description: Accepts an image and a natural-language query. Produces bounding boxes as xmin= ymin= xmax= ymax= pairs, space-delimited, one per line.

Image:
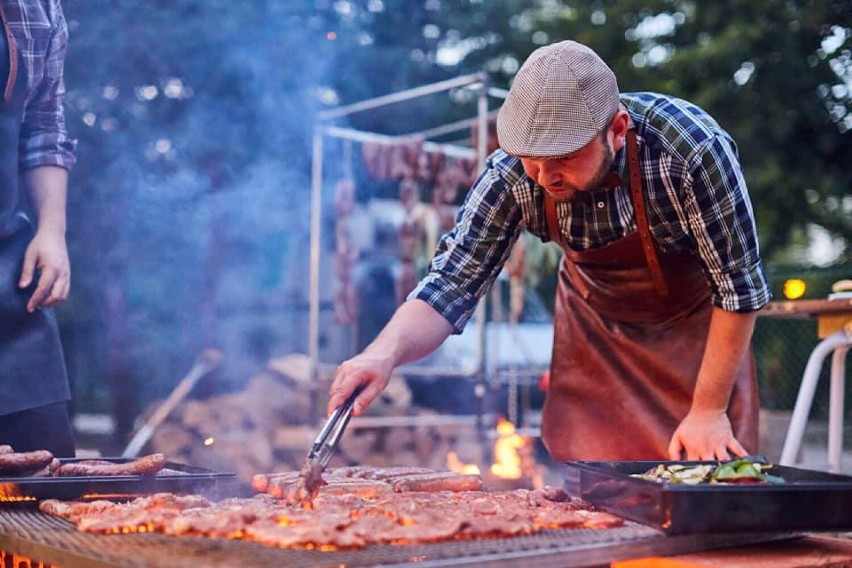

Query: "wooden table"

xmin=759 ymin=297 xmax=852 ymax=338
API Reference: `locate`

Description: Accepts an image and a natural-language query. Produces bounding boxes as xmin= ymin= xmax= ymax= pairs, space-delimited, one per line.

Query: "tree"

xmin=325 ymin=0 xmax=850 ymax=260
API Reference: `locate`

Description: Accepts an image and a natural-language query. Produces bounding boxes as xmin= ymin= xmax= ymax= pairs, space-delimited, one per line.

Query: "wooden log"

xmin=214 ymin=394 xmax=252 ymax=430
xmin=340 ymin=429 xmax=380 ymax=464
xmin=390 ymin=450 xmax=422 ymax=468
xmin=413 ymin=427 xmax=437 ymax=462
xmin=179 ymin=399 xmax=215 ymax=430
xmin=149 ymin=423 xmax=196 ymax=457
xmin=425 ymin=439 xmax=453 ymax=471
xmin=271 ymin=426 xmax=314 ymax=451
xmin=382 ymin=427 xmax=415 ymax=455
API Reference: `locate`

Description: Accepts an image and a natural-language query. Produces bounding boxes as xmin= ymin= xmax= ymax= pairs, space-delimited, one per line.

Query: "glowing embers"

xmin=40 ymin=487 xmax=624 ymax=551
xmin=0 ymin=550 xmax=41 ymax=568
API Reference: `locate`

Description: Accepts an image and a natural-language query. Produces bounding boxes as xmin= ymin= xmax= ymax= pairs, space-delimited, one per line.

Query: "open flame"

xmin=446 ymin=452 xmax=480 ymax=475
xmin=490 ymin=417 xmax=525 ymax=480
xmin=445 ymin=417 xmax=543 ymax=488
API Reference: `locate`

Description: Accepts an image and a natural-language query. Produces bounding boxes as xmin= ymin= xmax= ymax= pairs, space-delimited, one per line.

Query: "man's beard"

xmin=581 ymin=135 xmax=615 ymax=191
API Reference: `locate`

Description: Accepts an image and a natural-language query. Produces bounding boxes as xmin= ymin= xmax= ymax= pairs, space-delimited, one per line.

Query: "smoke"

xmin=60 ymin=2 xmax=356 ymax=421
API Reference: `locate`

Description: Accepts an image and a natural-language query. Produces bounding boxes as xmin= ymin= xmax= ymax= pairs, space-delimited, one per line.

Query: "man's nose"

xmin=538 ymin=164 xmax=561 ymax=186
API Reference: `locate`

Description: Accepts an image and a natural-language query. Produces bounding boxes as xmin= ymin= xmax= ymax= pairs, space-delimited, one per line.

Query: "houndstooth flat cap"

xmin=497 ymin=40 xmax=620 ymax=158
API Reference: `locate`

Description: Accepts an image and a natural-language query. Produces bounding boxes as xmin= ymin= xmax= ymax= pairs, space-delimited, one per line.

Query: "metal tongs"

xmin=306 ymin=384 xmax=365 ymax=471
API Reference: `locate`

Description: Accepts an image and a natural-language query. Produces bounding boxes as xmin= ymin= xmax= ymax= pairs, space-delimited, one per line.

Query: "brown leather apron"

xmin=540 ymin=129 xmax=758 ymax=461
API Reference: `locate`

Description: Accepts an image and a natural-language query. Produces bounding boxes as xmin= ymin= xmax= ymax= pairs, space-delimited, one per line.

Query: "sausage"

xmin=0 ymin=450 xmax=54 ymax=473
xmin=251 ymin=472 xmax=301 ymax=493
xmin=54 ymin=453 xmax=166 ymax=477
xmin=391 ymin=472 xmax=483 ymax=493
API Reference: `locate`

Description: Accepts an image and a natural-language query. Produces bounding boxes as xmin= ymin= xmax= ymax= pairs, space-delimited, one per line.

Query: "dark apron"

xmin=0 ymin=4 xmax=70 ymax=417
xmin=540 ymin=129 xmax=758 ymax=461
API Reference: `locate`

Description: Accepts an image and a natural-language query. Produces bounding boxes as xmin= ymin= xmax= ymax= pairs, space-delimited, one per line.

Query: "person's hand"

xmin=668 ymin=409 xmax=748 ymax=461
xmin=18 ymin=229 xmax=70 ymax=313
xmin=327 ymin=351 xmax=394 ymax=416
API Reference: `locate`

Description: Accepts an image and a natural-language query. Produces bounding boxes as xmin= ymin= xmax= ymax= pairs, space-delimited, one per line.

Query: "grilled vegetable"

xmin=631 ymin=458 xmax=784 ymax=485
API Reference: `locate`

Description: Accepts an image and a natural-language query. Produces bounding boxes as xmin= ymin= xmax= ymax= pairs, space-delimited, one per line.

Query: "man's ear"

xmin=610 ymin=110 xmax=630 ymax=151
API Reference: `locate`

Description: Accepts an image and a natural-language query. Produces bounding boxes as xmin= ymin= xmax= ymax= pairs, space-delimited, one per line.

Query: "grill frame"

xmin=0 ymin=459 xmax=237 ymax=502
xmin=0 ymin=507 xmax=793 ymax=568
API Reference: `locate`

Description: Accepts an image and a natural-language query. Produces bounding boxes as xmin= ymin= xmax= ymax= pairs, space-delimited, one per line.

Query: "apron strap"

xmin=0 ymin=4 xmax=17 ymax=103
xmin=544 ymin=191 xmax=591 ymax=298
xmin=543 ymin=194 xmax=561 ymax=245
xmin=625 ymin=129 xmax=669 ymax=298
xmin=541 ymin=128 xmax=670 ymax=299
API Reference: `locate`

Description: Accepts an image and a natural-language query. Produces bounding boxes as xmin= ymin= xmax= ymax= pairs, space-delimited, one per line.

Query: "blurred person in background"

xmin=0 ymin=0 xmax=76 ymax=457
xmin=328 ymin=40 xmax=770 ymax=462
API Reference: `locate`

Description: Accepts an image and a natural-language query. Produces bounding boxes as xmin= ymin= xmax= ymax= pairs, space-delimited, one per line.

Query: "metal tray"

xmin=563 ymin=460 xmax=852 ymax=535
xmin=0 ymin=458 xmax=238 ymax=502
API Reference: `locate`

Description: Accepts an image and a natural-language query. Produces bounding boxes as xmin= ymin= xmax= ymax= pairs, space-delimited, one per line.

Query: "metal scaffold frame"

xmin=308 ymin=73 xmax=511 ymax=427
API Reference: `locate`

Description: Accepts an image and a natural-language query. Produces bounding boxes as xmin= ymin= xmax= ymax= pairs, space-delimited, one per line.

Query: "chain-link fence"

xmin=754 ymin=264 xmax=851 ymax=420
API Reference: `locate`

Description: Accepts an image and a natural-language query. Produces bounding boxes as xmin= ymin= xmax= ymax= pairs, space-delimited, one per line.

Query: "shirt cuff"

xmin=711 ymin=263 xmax=773 ymax=313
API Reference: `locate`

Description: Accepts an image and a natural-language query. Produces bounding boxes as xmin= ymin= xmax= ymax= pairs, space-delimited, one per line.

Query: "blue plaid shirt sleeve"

xmin=684 ymin=134 xmax=771 ymax=312
xmin=409 ymin=156 xmax=524 ymax=333
xmin=19 ymin=0 xmax=77 ymax=171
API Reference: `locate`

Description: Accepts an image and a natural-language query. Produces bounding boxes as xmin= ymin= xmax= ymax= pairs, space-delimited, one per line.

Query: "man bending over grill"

xmin=328 ymin=40 xmax=770 ymax=462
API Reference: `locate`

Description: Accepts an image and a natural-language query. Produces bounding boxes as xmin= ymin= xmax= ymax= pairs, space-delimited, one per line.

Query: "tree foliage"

xmin=321 ymin=0 xmax=851 ymax=258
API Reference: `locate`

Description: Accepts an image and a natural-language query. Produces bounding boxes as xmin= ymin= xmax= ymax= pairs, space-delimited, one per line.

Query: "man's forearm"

xmin=23 ymin=166 xmax=68 ymax=235
xmin=365 ymin=298 xmax=455 ymax=367
xmin=691 ymin=307 xmax=758 ymax=412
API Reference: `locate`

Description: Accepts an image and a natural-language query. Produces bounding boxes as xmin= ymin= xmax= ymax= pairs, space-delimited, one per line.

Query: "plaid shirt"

xmin=4 ymin=0 xmax=76 ymax=171
xmin=412 ymin=92 xmax=771 ymax=333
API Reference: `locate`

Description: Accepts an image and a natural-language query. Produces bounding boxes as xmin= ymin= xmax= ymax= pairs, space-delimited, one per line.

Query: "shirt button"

xmin=597 ymin=201 xmax=605 ymax=209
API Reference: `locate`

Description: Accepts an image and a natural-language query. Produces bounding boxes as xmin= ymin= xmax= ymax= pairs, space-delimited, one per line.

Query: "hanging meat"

xmin=396 ymin=177 xmax=426 ymax=305
xmin=504 ymin=236 xmax=527 ymax=323
xmin=333 ymin=179 xmax=359 ymax=325
xmin=469 ymin=115 xmax=500 ymax=156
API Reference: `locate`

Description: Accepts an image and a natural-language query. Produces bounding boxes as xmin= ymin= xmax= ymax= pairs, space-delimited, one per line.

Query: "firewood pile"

xmin=141 ymin=355 xmax=482 ymax=481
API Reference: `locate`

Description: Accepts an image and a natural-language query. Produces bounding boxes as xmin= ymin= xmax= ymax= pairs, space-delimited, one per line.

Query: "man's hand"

xmin=327 ymin=351 xmax=394 ymax=417
xmin=668 ymin=409 xmax=748 ymax=461
xmin=19 ymin=230 xmax=70 ymax=313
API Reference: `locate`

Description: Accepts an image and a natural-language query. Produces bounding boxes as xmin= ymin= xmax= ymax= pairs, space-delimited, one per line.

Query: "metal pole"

xmin=475 ymin=78 xmax=490 ymax=464
xmin=827 ymin=343 xmax=849 ymax=473
xmin=320 ymin=125 xmax=475 ymax=160
xmin=406 ymin=110 xmax=499 ymax=141
xmin=308 ymin=126 xmax=324 ymax=421
xmin=487 ymin=86 xmax=510 ymax=99
xmin=318 ymin=73 xmax=487 ymax=121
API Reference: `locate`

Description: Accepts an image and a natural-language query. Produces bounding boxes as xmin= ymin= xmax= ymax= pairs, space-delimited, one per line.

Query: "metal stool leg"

xmin=779 ymin=329 xmax=852 ymax=468
xmin=828 ymin=345 xmax=848 ymax=473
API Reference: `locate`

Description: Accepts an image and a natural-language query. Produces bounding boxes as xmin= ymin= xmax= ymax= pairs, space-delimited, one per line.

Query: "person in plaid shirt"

xmin=329 ymin=41 xmax=770 ymax=462
xmin=0 ymin=0 xmax=77 ymax=457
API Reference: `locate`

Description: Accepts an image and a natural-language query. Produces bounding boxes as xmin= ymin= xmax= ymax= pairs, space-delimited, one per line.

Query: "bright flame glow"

xmin=446 ymin=452 xmax=480 ymax=475
xmin=490 ymin=417 xmax=525 ymax=479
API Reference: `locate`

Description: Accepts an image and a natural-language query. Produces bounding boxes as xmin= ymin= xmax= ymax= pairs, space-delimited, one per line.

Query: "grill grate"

xmin=0 ymin=507 xmax=789 ymax=568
